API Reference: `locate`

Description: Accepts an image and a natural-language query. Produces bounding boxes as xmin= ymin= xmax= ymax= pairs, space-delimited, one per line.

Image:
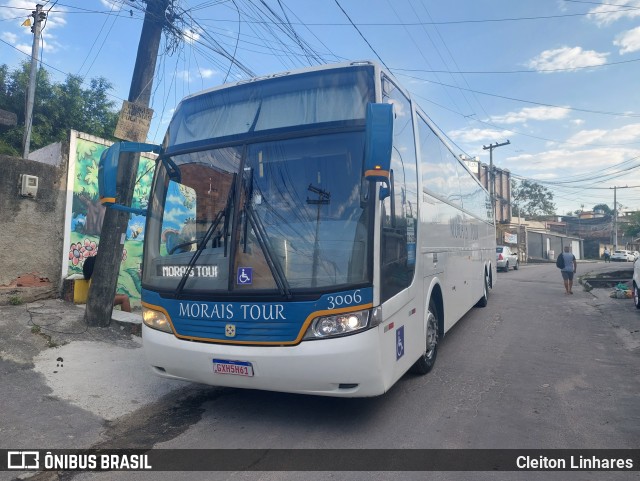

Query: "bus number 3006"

xmin=327 ymin=290 xmax=362 ymax=310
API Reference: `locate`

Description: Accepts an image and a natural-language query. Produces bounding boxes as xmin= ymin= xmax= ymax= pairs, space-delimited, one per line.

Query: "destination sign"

xmin=158 ymin=265 xmax=218 ymax=278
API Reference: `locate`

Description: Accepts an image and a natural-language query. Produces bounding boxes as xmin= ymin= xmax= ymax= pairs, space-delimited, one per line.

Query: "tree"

xmin=0 ymin=62 xmax=118 ymax=154
xmin=623 ymin=212 xmax=640 ymax=238
xmin=511 ymin=179 xmax=556 ymax=218
xmin=593 ymin=203 xmax=613 ymax=215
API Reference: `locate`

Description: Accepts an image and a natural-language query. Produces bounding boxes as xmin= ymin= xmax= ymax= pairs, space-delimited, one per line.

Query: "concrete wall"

xmin=28 ymin=141 xmax=63 ymax=167
xmin=527 ymin=230 xmax=582 ymax=261
xmin=0 ymin=149 xmax=69 ymax=297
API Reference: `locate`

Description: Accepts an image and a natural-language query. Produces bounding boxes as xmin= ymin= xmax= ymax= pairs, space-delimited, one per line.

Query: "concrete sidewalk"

xmin=0 ymin=299 xmax=190 ymax=455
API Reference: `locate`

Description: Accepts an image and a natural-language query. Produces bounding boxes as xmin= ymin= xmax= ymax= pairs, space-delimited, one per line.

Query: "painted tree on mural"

xmin=72 ymin=140 xmax=104 ymax=235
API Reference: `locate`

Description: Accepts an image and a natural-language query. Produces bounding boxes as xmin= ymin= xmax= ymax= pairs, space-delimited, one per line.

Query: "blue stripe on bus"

xmin=141 ymin=288 xmax=373 ymax=343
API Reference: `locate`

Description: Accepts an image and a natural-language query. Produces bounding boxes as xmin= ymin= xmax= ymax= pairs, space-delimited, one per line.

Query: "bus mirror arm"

xmin=379 ymin=170 xmax=395 ymax=228
xmin=98 ymin=141 xmax=161 ymax=215
xmin=379 ymin=184 xmax=390 ymax=201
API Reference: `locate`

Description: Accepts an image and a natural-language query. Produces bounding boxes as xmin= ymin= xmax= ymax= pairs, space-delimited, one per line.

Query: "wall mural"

xmin=66 ymin=136 xmax=155 ymax=308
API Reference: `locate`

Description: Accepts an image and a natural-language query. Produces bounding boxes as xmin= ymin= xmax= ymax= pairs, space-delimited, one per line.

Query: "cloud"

xmin=1 ymin=31 xmax=30 ymax=55
xmin=614 ymin=26 xmax=640 ymax=54
xmin=182 ymin=28 xmax=201 ymax=45
xmin=0 ymin=0 xmax=31 ymax=20
xmin=565 ymin=129 xmax=608 ymax=146
xmin=0 ymin=1 xmax=66 ymax=56
xmin=526 ymin=46 xmax=608 ymax=71
xmin=0 ymin=0 xmax=67 ymax=30
xmin=506 ymin=147 xmax=640 ymax=175
xmin=490 ymin=106 xmax=570 ymax=124
xmin=567 ymin=124 xmax=640 ymax=146
xmin=199 ymin=68 xmax=216 ymax=79
xmin=587 ymin=0 xmax=640 ymax=26
xmin=14 ymin=42 xmax=31 ymax=55
xmin=1 ymin=31 xmax=18 ymax=43
xmin=177 ymin=69 xmax=218 ymax=83
xmin=447 ymin=128 xmax=511 ymax=144
xmin=177 ymin=70 xmax=192 ymax=82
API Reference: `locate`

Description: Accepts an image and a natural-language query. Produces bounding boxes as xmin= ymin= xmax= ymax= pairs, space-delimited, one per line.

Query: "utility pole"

xmin=607 ymin=185 xmax=640 ymax=248
xmin=482 ymin=140 xmax=510 ymax=220
xmin=22 ymin=3 xmax=45 ymax=159
xmin=611 ymin=186 xmax=630 ymax=248
xmin=614 ymin=186 xmax=617 ymax=248
xmin=85 ymin=0 xmax=170 ymax=327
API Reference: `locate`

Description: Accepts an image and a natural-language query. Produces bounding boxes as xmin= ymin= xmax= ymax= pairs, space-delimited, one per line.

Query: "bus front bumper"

xmin=142 ymin=325 xmax=387 ymax=397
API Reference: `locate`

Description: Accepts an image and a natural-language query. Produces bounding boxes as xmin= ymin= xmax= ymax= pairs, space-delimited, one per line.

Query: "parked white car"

xmin=611 ymin=250 xmax=635 ymax=262
xmin=496 ymin=246 xmax=518 ymax=271
xmin=633 ymin=258 xmax=640 ymax=308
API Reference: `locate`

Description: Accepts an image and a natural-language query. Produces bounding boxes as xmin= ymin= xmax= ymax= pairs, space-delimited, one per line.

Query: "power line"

xmin=391 ymin=56 xmax=640 ymax=74
xmin=333 ymin=0 xmax=391 ymax=71
xmin=189 ymin=7 xmax=640 ymax=25
xmin=395 ymin=72 xmax=640 ymax=118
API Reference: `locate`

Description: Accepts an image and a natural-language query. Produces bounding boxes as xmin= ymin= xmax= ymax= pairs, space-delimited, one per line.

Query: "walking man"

xmin=603 ymin=246 xmax=611 ymax=262
xmin=559 ymin=245 xmax=577 ymax=294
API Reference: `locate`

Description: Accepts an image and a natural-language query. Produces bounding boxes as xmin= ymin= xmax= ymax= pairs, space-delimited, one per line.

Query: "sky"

xmin=1 ymin=0 xmax=640 ymax=216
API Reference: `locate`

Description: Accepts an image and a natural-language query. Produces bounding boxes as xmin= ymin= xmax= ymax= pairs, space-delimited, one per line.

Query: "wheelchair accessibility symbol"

xmin=237 ymin=267 xmax=253 ymax=285
xmin=396 ymin=325 xmax=404 ymax=360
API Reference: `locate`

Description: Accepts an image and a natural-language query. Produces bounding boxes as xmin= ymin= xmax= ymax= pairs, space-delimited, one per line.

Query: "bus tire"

xmin=410 ymin=299 xmax=438 ymax=375
xmin=475 ymin=268 xmax=490 ymax=307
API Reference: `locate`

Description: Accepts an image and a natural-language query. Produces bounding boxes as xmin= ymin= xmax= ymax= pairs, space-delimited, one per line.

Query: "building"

xmin=499 ymin=217 xmax=583 ymax=263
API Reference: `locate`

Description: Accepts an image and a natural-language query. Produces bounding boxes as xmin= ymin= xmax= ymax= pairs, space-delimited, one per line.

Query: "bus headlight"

xmin=303 ymin=309 xmax=371 ymax=339
xmin=142 ymin=306 xmax=173 ymax=333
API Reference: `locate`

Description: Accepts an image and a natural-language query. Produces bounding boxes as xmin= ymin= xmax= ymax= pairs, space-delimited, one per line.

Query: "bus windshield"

xmin=143 ymin=132 xmax=372 ymax=295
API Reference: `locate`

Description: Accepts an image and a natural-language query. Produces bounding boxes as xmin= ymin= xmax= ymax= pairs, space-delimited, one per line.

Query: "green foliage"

xmin=623 ymin=212 xmax=640 ymax=238
xmin=511 ymin=179 xmax=556 ymax=218
xmin=0 ymin=142 xmax=18 ymax=155
xmin=75 ymin=139 xmax=101 ymax=201
xmin=9 ymin=295 xmax=22 ymax=305
xmin=593 ymin=203 xmax=612 ymax=215
xmin=0 ymin=62 xmax=119 ymax=153
xmin=131 ymin=155 xmax=156 ymax=211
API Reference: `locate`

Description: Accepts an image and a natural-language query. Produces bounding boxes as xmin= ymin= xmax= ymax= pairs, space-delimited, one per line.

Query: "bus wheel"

xmin=475 ymin=268 xmax=490 ymax=307
xmin=411 ymin=299 xmax=438 ymax=375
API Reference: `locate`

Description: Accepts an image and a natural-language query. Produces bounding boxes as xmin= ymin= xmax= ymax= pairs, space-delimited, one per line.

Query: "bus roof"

xmin=180 ymin=60 xmax=381 ymax=102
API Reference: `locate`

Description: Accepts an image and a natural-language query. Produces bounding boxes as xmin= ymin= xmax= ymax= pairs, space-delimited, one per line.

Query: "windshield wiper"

xmin=174 ymin=174 xmax=237 ymax=299
xmin=240 ymin=168 xmax=291 ymax=298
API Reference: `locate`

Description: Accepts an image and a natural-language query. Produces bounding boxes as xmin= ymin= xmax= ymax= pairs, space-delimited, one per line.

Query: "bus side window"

xmin=381 ymin=74 xmax=418 ymax=303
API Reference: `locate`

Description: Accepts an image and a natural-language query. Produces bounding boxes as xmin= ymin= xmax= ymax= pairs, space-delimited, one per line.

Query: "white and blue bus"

xmin=99 ymin=61 xmax=496 ymax=397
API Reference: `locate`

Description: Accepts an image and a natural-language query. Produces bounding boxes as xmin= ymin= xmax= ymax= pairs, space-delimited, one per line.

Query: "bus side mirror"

xmin=363 ymin=103 xmax=393 ymax=190
xmin=98 ymin=141 xmax=161 ymax=216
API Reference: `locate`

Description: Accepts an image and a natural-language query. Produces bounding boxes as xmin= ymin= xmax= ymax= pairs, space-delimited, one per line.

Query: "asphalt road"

xmin=3 ymin=262 xmax=639 ymax=481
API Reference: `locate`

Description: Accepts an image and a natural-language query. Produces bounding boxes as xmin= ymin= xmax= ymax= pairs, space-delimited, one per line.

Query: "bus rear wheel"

xmin=475 ymin=268 xmax=490 ymax=307
xmin=411 ymin=299 xmax=439 ymax=375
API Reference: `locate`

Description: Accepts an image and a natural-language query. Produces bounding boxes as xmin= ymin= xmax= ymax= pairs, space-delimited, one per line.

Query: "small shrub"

xmin=9 ymin=296 xmax=22 ymax=305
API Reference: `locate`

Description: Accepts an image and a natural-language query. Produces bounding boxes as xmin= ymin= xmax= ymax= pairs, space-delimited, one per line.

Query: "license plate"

xmin=212 ymin=359 xmax=254 ymax=377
